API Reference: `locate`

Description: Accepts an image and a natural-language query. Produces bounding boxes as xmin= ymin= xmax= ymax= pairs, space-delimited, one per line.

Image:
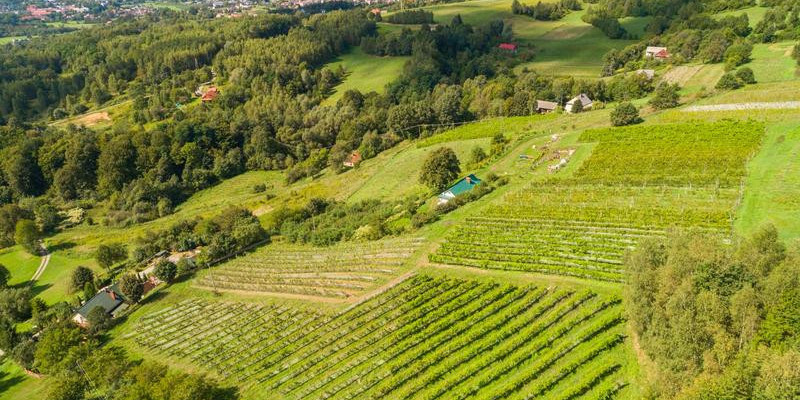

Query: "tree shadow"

xmin=0 ymin=369 xmax=25 ymax=394
xmin=28 ymin=283 xmax=53 ymax=297
xmin=47 ymin=241 xmax=76 ymax=252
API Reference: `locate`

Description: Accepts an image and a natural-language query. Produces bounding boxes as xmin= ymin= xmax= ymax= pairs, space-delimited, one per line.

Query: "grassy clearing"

xmin=34 ymin=252 xmax=101 ymax=305
xmin=0 ymin=247 xmax=40 ymax=286
xmin=417 ymin=114 xmax=557 ymax=147
xmin=0 ymin=36 xmax=26 ymax=44
xmin=744 ymin=41 xmax=798 ymax=83
xmin=322 ymin=47 xmax=409 ymax=106
xmin=714 ymin=6 xmax=769 ymax=27
xmin=0 ymin=359 xmax=48 ymax=400
xmin=736 ymin=121 xmax=800 ymax=240
xmin=348 ymin=137 xmax=491 ymax=202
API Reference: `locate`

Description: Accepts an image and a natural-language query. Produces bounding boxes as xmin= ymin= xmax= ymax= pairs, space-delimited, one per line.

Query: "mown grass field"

xmin=0 ymin=359 xmax=48 ymax=400
xmin=322 ymin=47 xmax=409 ymax=106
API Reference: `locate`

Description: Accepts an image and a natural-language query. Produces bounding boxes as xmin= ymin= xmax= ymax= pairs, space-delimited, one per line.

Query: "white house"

xmin=565 ymin=94 xmax=593 ymax=113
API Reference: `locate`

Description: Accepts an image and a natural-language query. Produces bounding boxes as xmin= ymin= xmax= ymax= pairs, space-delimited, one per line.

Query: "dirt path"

xmin=30 ymin=243 xmax=51 ymax=282
xmin=684 ymin=101 xmax=800 ymax=112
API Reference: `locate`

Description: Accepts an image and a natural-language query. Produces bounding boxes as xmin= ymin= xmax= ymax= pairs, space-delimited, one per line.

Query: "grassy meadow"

xmin=322 ymin=47 xmax=409 ymax=106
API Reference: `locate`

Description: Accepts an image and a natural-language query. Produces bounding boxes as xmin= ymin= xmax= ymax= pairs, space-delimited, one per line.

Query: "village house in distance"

xmin=565 ymin=93 xmax=593 ymax=113
xmin=645 ymin=46 xmax=670 ymax=60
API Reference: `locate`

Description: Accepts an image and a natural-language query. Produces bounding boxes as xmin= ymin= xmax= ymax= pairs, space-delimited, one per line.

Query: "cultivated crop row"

xmin=194 ymin=237 xmax=423 ymax=298
xmin=128 ymin=275 xmax=629 ymax=399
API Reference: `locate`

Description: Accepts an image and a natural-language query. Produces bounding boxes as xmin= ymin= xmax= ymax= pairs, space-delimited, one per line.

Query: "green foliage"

xmin=201 ymin=207 xmax=267 ymax=262
xmin=736 ymin=66 xmax=757 ymax=84
xmin=14 ymin=219 xmax=40 ymax=254
xmin=154 ymin=260 xmax=178 ymax=283
xmin=420 ymin=147 xmax=461 ymax=192
xmin=716 ymin=72 xmax=744 ymax=89
xmin=609 ymin=102 xmax=641 ymax=126
xmin=0 ymin=287 xmax=33 ymax=322
xmin=385 ymin=10 xmax=434 ymax=24
xmin=0 ymin=263 xmax=9 ymax=287
xmin=46 ymin=373 xmax=86 ymax=400
xmin=469 ymin=146 xmax=488 ymax=164
xmin=275 ymin=199 xmax=399 ymax=246
xmin=649 ymin=82 xmax=681 ymax=110
xmin=119 ymin=274 xmax=144 ymax=303
xmin=70 ymin=266 xmax=94 ymax=293
xmin=33 ymin=323 xmax=85 ymax=374
xmin=512 ymin=0 xmax=581 ymax=21
xmin=625 ymin=226 xmax=799 ymax=397
xmin=87 ymin=305 xmax=112 ymax=334
xmin=95 ymin=243 xmax=128 ymax=271
xmin=724 ymin=40 xmax=754 ymax=68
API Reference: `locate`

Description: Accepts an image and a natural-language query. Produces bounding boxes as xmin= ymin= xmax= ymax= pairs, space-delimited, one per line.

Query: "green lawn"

xmin=714 ymin=6 xmax=769 ymax=27
xmin=322 ymin=47 xmax=409 ymax=106
xmin=0 ymin=36 xmax=26 ymax=44
xmin=45 ymin=21 xmax=97 ymax=29
xmin=744 ymin=41 xmax=798 ymax=83
xmin=0 ymin=247 xmax=40 ymax=287
xmin=736 ymin=120 xmax=800 ymax=240
xmin=0 ymin=359 xmax=48 ymax=400
xmin=348 ymin=137 xmax=491 ymax=202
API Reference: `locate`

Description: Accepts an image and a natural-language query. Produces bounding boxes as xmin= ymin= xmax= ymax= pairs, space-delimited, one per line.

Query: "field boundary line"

xmin=684 ymin=101 xmax=800 ymax=112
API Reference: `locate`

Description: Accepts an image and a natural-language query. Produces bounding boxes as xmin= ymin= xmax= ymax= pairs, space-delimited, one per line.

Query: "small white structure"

xmin=636 ymin=69 xmax=655 ymax=80
xmin=565 ymin=94 xmax=593 ymax=114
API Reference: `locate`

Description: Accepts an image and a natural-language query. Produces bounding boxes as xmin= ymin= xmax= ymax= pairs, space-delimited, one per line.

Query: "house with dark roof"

xmin=565 ymin=93 xmax=593 ymax=113
xmin=72 ymin=285 xmax=128 ymax=327
xmin=535 ymin=100 xmax=558 ymax=114
xmin=437 ymin=174 xmax=482 ymax=205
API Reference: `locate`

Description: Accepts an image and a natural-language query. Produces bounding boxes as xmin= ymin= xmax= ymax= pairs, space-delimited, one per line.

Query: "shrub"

xmin=420 ymin=147 xmax=461 ymax=192
xmin=153 ymin=260 xmax=177 ymax=283
xmin=119 ymin=274 xmax=144 ymax=303
xmin=610 ymin=102 xmax=642 ymax=126
xmin=735 ymin=67 xmax=756 ymax=84
xmin=649 ymin=83 xmax=681 ymax=110
xmin=715 ymin=73 xmax=742 ymax=90
xmin=71 ymin=266 xmax=95 ymax=293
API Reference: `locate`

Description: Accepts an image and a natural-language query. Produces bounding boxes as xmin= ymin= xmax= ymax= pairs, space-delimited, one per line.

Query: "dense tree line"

xmin=626 ymin=226 xmax=800 ymax=398
xmin=385 ymin=9 xmax=435 ymax=24
xmin=511 ymin=0 xmax=581 ymax=21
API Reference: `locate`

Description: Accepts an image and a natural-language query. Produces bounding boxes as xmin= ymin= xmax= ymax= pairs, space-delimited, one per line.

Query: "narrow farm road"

xmin=684 ymin=101 xmax=800 ymax=112
xmin=30 ymin=243 xmax=51 ymax=282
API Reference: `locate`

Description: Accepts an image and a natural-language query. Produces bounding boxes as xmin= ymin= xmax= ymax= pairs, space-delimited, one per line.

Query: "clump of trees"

xmin=716 ymin=67 xmax=756 ymax=90
xmin=610 ymin=102 xmax=641 ymax=126
xmin=649 ymin=82 xmax=681 ymax=109
xmin=132 ymin=207 xmax=266 ymax=266
xmin=385 ymin=9 xmax=434 ymax=24
xmin=512 ymin=0 xmax=581 ymax=21
xmin=626 ymin=225 xmax=800 ymax=399
xmin=420 ymin=147 xmax=461 ymax=192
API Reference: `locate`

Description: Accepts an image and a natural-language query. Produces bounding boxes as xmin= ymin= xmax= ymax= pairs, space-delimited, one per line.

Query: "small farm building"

xmin=535 ymin=100 xmax=558 ymax=114
xmin=645 ymin=46 xmax=669 ymax=59
xmin=72 ymin=285 xmax=127 ymax=327
xmin=343 ymin=151 xmax=362 ymax=168
xmin=201 ymin=87 xmax=220 ymax=102
xmin=498 ymin=43 xmax=518 ymax=52
xmin=565 ymin=94 xmax=593 ymax=113
xmin=438 ymin=174 xmax=482 ymax=205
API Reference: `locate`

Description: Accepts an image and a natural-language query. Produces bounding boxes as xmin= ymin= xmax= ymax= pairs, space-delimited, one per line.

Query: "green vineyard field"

xmin=126 ymin=275 xmax=629 ymax=400
xmin=195 ymin=238 xmax=423 ymax=298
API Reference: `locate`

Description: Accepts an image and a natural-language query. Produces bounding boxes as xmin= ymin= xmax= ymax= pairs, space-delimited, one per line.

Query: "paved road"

xmin=684 ymin=101 xmax=800 ymax=112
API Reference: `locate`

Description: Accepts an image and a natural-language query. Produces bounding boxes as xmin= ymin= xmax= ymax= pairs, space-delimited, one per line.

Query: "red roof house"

xmin=498 ymin=43 xmax=518 ymax=52
xmin=201 ymin=87 xmax=219 ymax=102
xmin=343 ymin=151 xmax=362 ymax=168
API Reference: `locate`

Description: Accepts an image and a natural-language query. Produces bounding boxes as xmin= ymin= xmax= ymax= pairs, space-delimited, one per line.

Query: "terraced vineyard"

xmin=195 ymin=238 xmax=423 ymax=298
xmin=127 ymin=275 xmax=629 ymax=400
xmin=431 ymin=121 xmax=763 ymax=281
